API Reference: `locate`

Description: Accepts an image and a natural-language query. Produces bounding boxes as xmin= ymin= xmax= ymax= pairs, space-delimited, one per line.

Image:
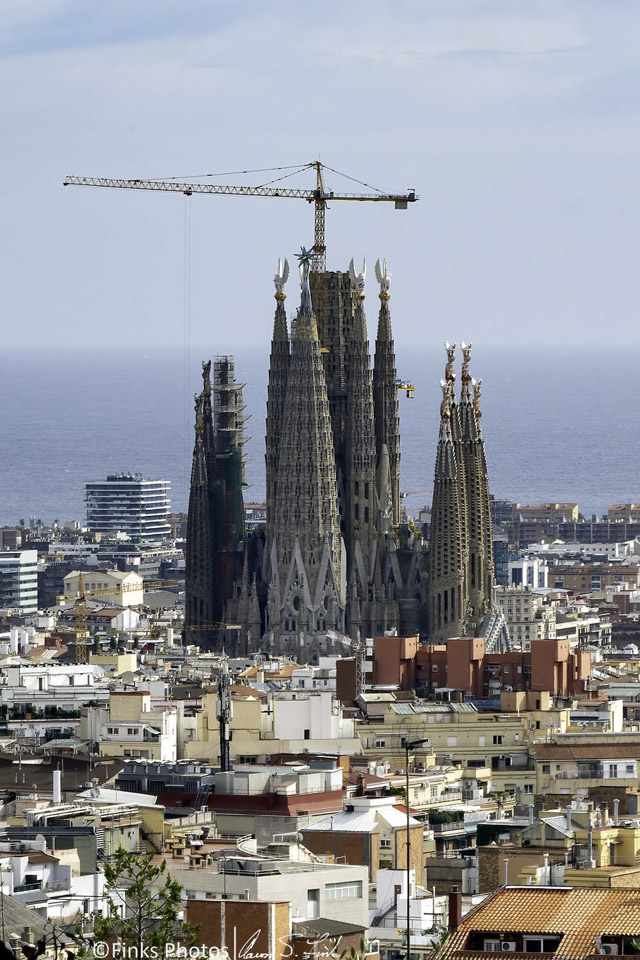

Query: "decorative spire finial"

xmin=349 ymin=258 xmax=367 ymax=299
xmin=439 ymin=378 xmax=452 ymax=421
xmin=273 ymin=257 xmax=290 ymax=301
xmin=461 ymin=341 xmax=473 ymax=397
xmin=375 ymin=258 xmax=391 ymax=301
xmin=202 ymin=360 xmax=211 ymax=398
xmin=295 ymin=246 xmax=314 ymax=314
xmin=194 ymin=392 xmax=204 ymax=435
xmin=444 ymin=342 xmax=456 ymax=385
xmin=472 ymin=377 xmax=483 ymax=420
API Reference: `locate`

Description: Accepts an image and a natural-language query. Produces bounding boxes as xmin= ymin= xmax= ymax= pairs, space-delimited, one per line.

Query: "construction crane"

xmin=64 ymin=161 xmax=418 ymax=272
xmin=395 ymin=379 xmax=415 ymax=399
xmin=61 ymin=576 xmax=179 ymax=664
xmin=328 ymin=633 xmax=367 ymax=698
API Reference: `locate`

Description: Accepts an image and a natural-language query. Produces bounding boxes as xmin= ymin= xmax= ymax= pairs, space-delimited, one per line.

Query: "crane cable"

xmin=184 ymin=195 xmax=192 ymax=491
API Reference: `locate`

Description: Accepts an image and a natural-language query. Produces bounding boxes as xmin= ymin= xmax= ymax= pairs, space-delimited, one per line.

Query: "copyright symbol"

xmin=94 ymin=943 xmax=109 ymax=959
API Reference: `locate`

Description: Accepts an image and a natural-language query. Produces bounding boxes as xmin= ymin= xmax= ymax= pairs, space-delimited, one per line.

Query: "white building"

xmin=168 ymin=859 xmax=369 ymax=927
xmin=494 ymin=585 xmax=556 ymax=651
xmin=0 ymin=662 xmax=108 ymax=715
xmin=0 ymin=550 xmax=38 ymax=613
xmin=85 ymin=473 xmax=171 ymax=542
xmin=63 ymin=569 xmax=144 ymax=606
xmin=508 ymin=556 xmax=549 ymax=589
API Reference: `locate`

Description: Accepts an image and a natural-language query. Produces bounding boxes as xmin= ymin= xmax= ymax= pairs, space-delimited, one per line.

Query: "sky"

xmin=1 ymin=0 xmax=640 ymax=352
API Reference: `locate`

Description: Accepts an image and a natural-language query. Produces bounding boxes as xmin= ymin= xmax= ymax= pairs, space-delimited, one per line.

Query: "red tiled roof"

xmin=533 ymin=743 xmax=640 ymax=761
xmin=440 ymin=887 xmax=640 ymax=960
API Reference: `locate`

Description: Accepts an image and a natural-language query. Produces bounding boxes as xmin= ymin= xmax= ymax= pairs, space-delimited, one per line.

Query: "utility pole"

xmin=216 ymin=657 xmax=233 ymax=772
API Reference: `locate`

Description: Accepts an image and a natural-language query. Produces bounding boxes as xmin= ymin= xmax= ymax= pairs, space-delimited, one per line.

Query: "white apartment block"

xmin=85 ymin=474 xmax=171 ymax=542
xmin=0 ymin=550 xmax=38 ymax=613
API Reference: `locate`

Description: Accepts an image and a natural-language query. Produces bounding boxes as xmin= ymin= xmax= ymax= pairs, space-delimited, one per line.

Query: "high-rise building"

xmin=85 ymin=474 xmax=171 ymax=543
xmin=0 ymin=550 xmax=38 ymax=613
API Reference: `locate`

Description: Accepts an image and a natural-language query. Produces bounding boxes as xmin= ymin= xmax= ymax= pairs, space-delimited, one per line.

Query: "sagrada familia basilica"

xmin=184 ymin=249 xmax=509 ymax=659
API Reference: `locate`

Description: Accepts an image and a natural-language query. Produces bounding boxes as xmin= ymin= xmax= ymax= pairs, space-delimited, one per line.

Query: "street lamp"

xmin=404 ymin=737 xmax=429 ymax=960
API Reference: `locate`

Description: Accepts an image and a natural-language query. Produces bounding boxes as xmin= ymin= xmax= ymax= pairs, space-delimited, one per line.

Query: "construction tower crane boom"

xmin=64 ymin=160 xmax=418 ymax=271
xmin=62 ymin=577 xmax=179 ymax=664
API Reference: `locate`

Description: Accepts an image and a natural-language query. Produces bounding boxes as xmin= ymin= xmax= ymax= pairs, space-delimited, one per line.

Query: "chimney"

xmin=528 ymin=804 xmax=534 ymax=825
xmin=613 ymin=798 xmax=619 ymax=826
xmin=565 ymin=804 xmax=572 ymax=832
xmin=503 ymin=858 xmax=509 ymax=887
xmin=448 ymin=890 xmax=462 ymax=932
xmin=52 ymin=769 xmax=62 ymax=806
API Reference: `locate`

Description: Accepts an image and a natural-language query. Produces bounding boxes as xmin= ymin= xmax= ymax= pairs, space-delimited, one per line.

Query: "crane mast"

xmin=64 ymin=161 xmax=418 ymax=272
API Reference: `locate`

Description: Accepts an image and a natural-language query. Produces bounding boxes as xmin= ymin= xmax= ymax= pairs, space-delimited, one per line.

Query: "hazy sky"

xmin=2 ymin=0 xmax=639 ymax=351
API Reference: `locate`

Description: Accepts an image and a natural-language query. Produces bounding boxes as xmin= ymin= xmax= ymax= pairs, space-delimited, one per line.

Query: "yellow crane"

xmin=64 ymin=161 xmax=418 ymax=271
xmin=61 ymin=575 xmax=179 ymax=664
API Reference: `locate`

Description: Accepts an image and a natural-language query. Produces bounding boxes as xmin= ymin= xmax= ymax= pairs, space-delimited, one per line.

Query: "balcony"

xmin=431 ymin=821 xmax=467 ymax=836
xmin=14 ymin=881 xmax=43 ymax=893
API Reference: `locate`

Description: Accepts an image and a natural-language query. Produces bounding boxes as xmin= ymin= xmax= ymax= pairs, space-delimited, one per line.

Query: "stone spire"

xmin=427 ymin=347 xmax=469 ymax=644
xmin=184 ymin=390 xmax=216 ymax=648
xmin=267 ymin=248 xmax=345 ymax=647
xmin=472 ymin=375 xmax=495 ymax=614
xmin=457 ymin=342 xmax=486 ymax=631
xmin=265 ymin=258 xmax=291 ymax=534
xmin=345 ymin=259 xmax=377 ymax=591
xmin=211 ymin=356 xmax=246 ymax=623
xmin=373 ymin=258 xmax=401 ymax=525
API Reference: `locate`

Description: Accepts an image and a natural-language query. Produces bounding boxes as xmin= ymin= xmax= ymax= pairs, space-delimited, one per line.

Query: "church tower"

xmin=427 ymin=346 xmax=469 ymax=643
xmin=265 ymin=259 xmax=291 ymax=532
xmin=344 ymin=260 xmax=377 ymax=609
xmin=427 ymin=342 xmax=498 ymax=645
xmin=372 ymin=259 xmax=401 ymax=526
xmin=266 ymin=249 xmax=346 ymax=652
xmin=458 ymin=343 xmax=493 ymax=632
xmin=184 ymin=388 xmax=216 ymax=648
xmin=184 ymin=357 xmax=247 ymax=651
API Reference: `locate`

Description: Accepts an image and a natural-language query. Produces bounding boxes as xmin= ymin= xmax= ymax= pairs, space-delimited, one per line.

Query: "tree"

xmin=89 ymin=847 xmax=199 ymax=955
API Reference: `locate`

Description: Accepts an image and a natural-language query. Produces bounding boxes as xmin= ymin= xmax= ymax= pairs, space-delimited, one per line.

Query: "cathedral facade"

xmin=184 ymin=253 xmax=505 ymax=658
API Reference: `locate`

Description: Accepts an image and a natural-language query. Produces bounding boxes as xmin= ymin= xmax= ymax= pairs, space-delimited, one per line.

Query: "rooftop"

xmin=441 ymin=887 xmax=640 ymax=960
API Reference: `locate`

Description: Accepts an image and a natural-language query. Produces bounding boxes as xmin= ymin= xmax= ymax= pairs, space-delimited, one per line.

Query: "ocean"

xmin=0 ymin=345 xmax=637 ymax=527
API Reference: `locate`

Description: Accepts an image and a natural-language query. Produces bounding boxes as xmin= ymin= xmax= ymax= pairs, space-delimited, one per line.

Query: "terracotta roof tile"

xmin=533 ymin=743 xmax=640 ymax=760
xmin=440 ymin=887 xmax=640 ymax=960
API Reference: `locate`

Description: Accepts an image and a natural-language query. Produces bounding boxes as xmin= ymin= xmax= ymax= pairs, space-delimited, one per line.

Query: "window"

xmin=542 ymin=764 xmax=550 ymax=775
xmin=432 ymin=664 xmax=438 ymax=672
xmin=380 ymin=839 xmax=391 ymax=849
xmin=304 ymin=729 xmax=310 ymax=740
xmin=493 ymin=735 xmax=503 ymax=745
xmin=375 ymin=739 xmax=386 ymax=748
xmin=483 ymin=942 xmax=501 ymax=953
xmin=524 ymin=784 xmax=534 ymax=794
xmin=127 ymin=728 xmax=135 ymax=735
xmin=626 ymin=764 xmax=635 ymax=775
xmin=325 ymin=881 xmax=362 ymax=900
xmin=504 ymin=666 xmax=510 ymax=674
xmin=478 ymin=736 xmax=486 ymax=747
